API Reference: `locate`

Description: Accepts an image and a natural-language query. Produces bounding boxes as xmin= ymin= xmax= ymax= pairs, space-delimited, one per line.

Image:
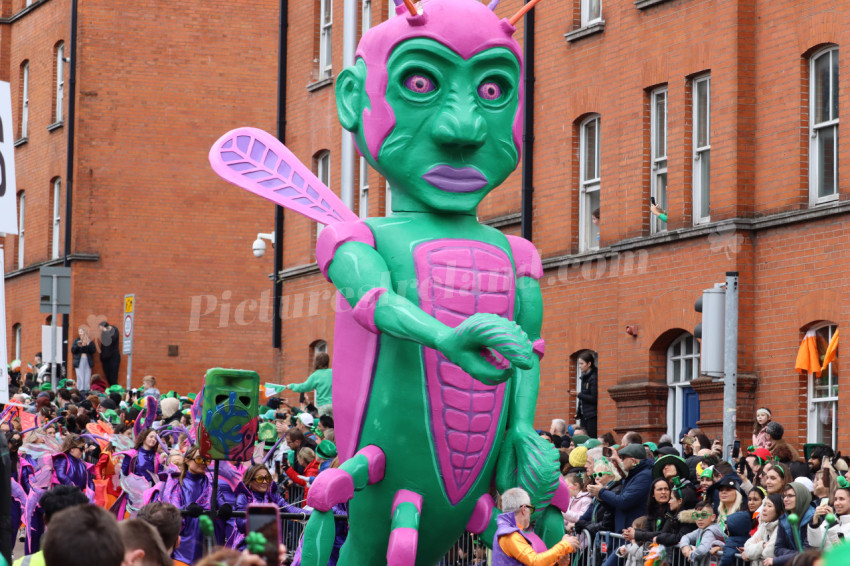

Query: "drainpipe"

xmin=273 ymin=0 xmax=288 ymax=350
xmin=520 ymin=3 xmax=535 ymax=241
xmin=61 ymin=0 xmax=79 ymax=363
xmin=340 ymin=0 xmax=357 ymax=209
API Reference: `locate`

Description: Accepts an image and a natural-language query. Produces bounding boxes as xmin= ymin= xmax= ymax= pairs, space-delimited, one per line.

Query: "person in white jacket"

xmin=807 ymin=482 xmax=850 ymax=551
xmin=743 ymin=493 xmax=782 ymax=566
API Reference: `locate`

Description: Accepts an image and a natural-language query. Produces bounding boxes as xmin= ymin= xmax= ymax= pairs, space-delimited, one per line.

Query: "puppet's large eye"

xmin=404 ymin=74 xmax=436 ymax=94
xmin=478 ymin=81 xmax=503 ymax=101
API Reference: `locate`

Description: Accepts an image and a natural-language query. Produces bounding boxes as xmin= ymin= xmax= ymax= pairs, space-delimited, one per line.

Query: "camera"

xmin=252 ymin=237 xmax=267 ymax=258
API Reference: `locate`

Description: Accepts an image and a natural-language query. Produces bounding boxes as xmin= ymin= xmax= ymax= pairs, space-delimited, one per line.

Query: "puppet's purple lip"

xmin=422 ymin=165 xmax=488 ymax=193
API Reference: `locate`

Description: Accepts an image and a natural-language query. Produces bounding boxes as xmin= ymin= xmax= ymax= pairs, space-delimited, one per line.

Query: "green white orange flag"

xmin=821 ymin=328 xmax=839 ymax=370
xmin=795 ymin=329 xmax=821 ymax=376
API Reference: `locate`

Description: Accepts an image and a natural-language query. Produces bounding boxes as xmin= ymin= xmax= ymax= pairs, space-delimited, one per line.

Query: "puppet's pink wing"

xmin=209 ymin=127 xmax=357 ymax=225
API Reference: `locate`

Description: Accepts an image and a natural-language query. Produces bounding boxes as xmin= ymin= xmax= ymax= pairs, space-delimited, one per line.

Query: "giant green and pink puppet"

xmin=209 ymin=0 xmax=569 ymax=564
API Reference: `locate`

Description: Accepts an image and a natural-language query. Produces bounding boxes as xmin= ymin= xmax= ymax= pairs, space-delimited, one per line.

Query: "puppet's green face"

xmin=355 ymin=39 xmax=520 ymax=214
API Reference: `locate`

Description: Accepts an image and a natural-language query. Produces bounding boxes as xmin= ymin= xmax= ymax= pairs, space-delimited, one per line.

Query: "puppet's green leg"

xmin=386 ymin=490 xmax=423 ymax=566
xmin=301 ymin=446 xmax=386 ymax=566
xmin=534 ymin=504 xmax=566 ymax=548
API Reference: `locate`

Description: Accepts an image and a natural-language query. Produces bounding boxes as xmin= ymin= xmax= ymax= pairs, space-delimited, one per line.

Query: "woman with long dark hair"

xmin=121 ymin=427 xmax=161 ymax=484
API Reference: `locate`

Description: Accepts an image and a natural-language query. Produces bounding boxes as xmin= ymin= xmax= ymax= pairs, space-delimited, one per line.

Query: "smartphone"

xmin=247 ymin=504 xmax=280 ymax=565
xmin=650 ymin=197 xmax=656 ymax=206
xmin=732 ymin=440 xmax=741 ymax=459
xmin=602 ymin=447 xmax=613 ymax=458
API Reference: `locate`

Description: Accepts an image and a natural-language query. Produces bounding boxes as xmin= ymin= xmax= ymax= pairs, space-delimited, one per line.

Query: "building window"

xmin=319 ymin=0 xmax=333 ymax=80
xmin=20 ymin=61 xmax=29 ymax=140
xmin=667 ymin=333 xmax=701 ymax=447
xmin=361 ymin=0 xmax=371 ymax=34
xmin=807 ymin=324 xmax=838 ymax=449
xmin=13 ymin=324 xmax=21 ymax=361
xmin=54 ymin=42 xmax=65 ymax=124
xmin=387 ymin=0 xmax=397 ymax=19
xmin=810 ymin=47 xmax=839 ymax=205
xmin=581 ymin=0 xmax=602 ymax=26
xmin=17 ymin=192 xmax=25 ymax=269
xmin=693 ymin=75 xmax=711 ymax=223
xmin=579 ymin=115 xmax=601 ymax=252
xmin=316 ymin=151 xmax=330 ymax=238
xmin=650 ymin=87 xmax=668 ymax=234
xmin=574 ymin=350 xmax=597 ymax=422
xmin=51 ymin=178 xmax=61 ymax=259
xmin=359 ymin=156 xmax=369 ymax=219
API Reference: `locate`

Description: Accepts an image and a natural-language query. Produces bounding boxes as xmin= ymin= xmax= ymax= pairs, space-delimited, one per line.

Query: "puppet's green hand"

xmin=496 ymin=425 xmax=560 ymax=512
xmin=435 ymin=313 xmax=533 ymax=385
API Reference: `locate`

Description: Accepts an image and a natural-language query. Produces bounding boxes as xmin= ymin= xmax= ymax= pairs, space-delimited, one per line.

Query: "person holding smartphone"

xmin=574 ymin=351 xmax=598 ymax=438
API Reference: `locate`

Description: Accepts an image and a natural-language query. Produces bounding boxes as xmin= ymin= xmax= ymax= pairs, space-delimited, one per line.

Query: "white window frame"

xmin=55 ymin=43 xmax=65 ymax=123
xmin=666 ymin=333 xmax=701 ymax=451
xmin=579 ymin=115 xmax=601 ymax=252
xmin=361 ymin=0 xmax=371 ymax=34
xmin=581 ymin=0 xmax=602 ymax=26
xmin=52 ymin=178 xmax=61 ymax=259
xmin=17 ymin=192 xmax=25 ymax=269
xmin=807 ymin=324 xmax=838 ymax=450
xmin=319 ymin=0 xmax=333 ymax=80
xmin=316 ymin=151 xmax=330 ymax=237
xmin=651 ymin=87 xmax=668 ymax=234
xmin=693 ymin=75 xmax=711 ymax=224
xmin=14 ymin=324 xmax=21 ymax=361
xmin=387 ymin=0 xmax=397 ymax=19
xmin=810 ymin=46 xmax=839 ymax=206
xmin=359 ymin=156 xmax=369 ymax=219
xmin=21 ymin=62 xmax=29 ymax=139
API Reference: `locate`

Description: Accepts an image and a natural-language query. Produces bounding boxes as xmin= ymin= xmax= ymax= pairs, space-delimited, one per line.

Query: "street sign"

xmin=123 ymin=294 xmax=134 ymax=355
xmin=42 ymin=325 xmax=63 ymax=364
xmin=39 ymin=267 xmax=71 ymax=314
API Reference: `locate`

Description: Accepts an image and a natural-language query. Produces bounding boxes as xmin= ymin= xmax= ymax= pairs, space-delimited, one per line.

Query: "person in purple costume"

xmin=158 ymin=445 xmax=226 ymax=565
xmin=492 ymin=488 xmax=578 ymax=566
xmin=229 ymin=463 xmax=308 ymax=549
xmin=53 ymin=434 xmax=93 ymax=491
xmin=122 ymin=427 xmax=161 ymax=484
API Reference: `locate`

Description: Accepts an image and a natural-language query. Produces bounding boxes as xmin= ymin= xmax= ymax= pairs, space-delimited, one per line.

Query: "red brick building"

xmin=1 ymin=0 xmax=284 ymax=393
xmin=275 ymin=0 xmax=849 ymax=453
xmin=3 ymin=0 xmax=847 ymax=455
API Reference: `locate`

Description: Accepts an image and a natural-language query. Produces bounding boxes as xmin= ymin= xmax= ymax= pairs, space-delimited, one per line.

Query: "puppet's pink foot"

xmin=306 ymin=445 xmax=385 ymax=511
xmin=548 ymin=476 xmax=571 ymax=512
xmin=386 ymin=490 xmax=423 ymax=566
xmin=466 ymin=493 xmax=494 ymax=534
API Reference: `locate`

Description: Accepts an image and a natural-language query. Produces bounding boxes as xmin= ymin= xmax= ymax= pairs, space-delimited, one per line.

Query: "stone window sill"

xmin=635 ymin=0 xmax=673 ymax=9
xmin=565 ymin=21 xmax=606 ymax=43
xmin=307 ymin=77 xmax=334 ymax=92
xmin=14 ymin=137 xmax=28 ymax=147
xmin=47 ymin=121 xmax=63 ymax=132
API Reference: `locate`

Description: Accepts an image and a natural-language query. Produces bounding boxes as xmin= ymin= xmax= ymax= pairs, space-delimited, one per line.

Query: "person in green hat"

xmin=316 ymin=440 xmax=337 ymax=474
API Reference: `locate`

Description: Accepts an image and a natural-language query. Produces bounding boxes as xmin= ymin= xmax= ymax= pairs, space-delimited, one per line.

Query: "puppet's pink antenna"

xmin=487 ymin=0 xmax=501 ymax=10
xmin=508 ymin=0 xmax=543 ymax=25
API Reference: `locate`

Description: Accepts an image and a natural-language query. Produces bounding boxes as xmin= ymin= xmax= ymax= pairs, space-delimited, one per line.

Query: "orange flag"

xmin=20 ymin=412 xmax=36 ymax=430
xmin=821 ymin=328 xmax=839 ymax=369
xmin=796 ymin=329 xmax=822 ymax=376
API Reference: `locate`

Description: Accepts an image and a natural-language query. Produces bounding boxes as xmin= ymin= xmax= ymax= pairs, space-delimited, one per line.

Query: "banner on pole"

xmin=0 ymin=82 xmax=18 ymax=234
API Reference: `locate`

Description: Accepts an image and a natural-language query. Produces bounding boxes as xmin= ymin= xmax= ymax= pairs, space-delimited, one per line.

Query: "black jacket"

xmin=654 ymin=509 xmax=698 ymax=547
xmin=575 ymin=367 xmax=598 ymax=419
xmin=633 ymin=503 xmax=672 ymax=544
xmin=71 ymin=338 xmax=96 ymax=368
xmin=100 ymin=326 xmax=120 ymax=360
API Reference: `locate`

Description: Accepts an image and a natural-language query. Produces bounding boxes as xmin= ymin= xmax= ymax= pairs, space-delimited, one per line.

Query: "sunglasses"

xmin=693 ymin=512 xmax=714 ymax=520
xmin=593 ymin=472 xmax=612 ymax=478
xmin=252 ymin=475 xmax=272 ymax=484
xmin=193 ymin=456 xmax=212 ymax=466
xmin=521 ymin=504 xmax=536 ymax=513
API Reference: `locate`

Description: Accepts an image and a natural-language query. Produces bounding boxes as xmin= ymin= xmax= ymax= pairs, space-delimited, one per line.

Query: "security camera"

xmin=252 ymin=238 xmax=267 ymax=258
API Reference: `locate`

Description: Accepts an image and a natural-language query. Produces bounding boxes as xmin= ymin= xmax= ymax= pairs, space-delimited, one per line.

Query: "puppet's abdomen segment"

xmin=415 ymin=239 xmax=515 ymax=505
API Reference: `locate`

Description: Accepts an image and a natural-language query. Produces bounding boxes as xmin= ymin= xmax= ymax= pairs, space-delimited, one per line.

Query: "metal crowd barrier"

xmin=590 ymin=531 xmax=749 ymax=566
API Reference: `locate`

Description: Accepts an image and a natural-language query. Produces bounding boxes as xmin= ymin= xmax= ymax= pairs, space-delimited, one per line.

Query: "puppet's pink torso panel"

xmin=414 ymin=239 xmax=515 ymax=505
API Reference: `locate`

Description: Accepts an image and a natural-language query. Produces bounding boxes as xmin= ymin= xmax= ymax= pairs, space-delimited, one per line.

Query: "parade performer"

xmin=158 ymin=445 xmax=226 ymax=566
xmin=229 ymin=463 xmax=307 ymax=550
xmin=53 ymin=434 xmax=94 ymax=492
xmin=210 ymin=0 xmax=569 ymax=564
xmin=120 ymin=427 xmax=161 ymax=484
